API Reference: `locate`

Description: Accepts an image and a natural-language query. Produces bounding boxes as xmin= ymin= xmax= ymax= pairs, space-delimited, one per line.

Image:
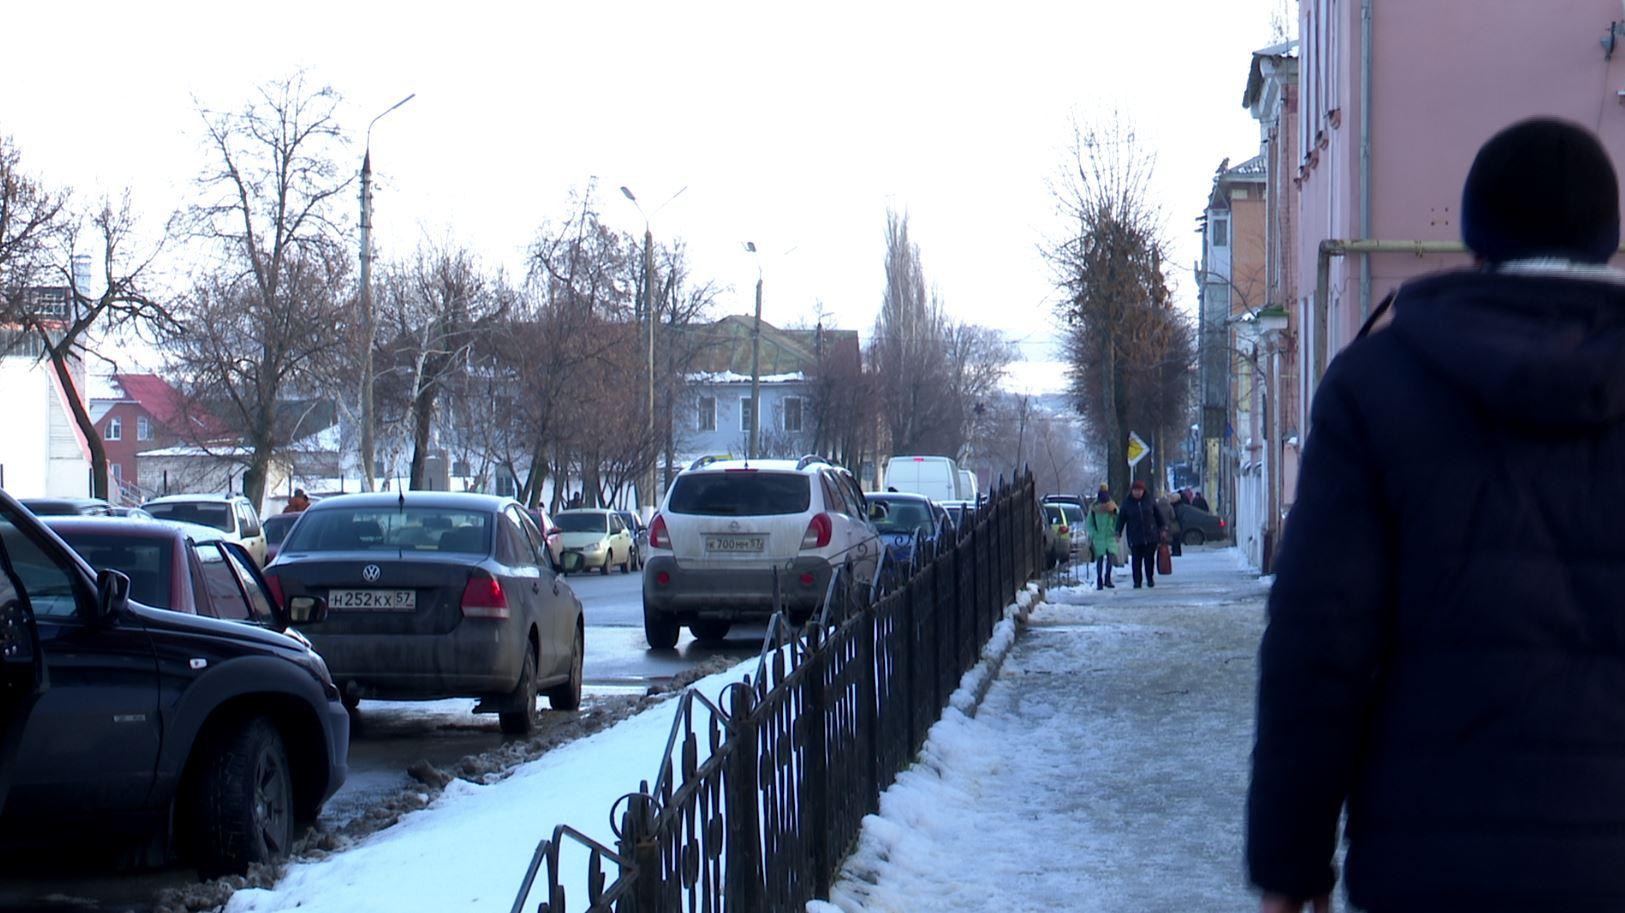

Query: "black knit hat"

xmin=1461 ymin=118 xmax=1620 ymax=265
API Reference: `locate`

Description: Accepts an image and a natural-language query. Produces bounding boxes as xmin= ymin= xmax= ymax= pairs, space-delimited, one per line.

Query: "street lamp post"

xmin=358 ymin=92 xmax=415 ymax=493
xmin=744 ymin=242 xmax=763 ymax=460
xmin=620 ymin=185 xmax=686 ymax=510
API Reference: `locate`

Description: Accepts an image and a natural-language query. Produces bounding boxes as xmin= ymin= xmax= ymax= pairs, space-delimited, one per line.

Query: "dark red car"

xmin=41 ymin=516 xmax=278 ymax=622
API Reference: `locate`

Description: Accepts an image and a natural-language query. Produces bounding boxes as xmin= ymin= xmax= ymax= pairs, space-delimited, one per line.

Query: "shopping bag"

xmin=1112 ymin=535 xmax=1128 ymax=567
xmin=1156 ymin=542 xmax=1173 ymax=576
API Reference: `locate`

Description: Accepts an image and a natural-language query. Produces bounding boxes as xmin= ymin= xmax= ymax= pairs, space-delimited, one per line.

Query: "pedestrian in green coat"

xmin=1087 ymin=485 xmax=1119 ymax=590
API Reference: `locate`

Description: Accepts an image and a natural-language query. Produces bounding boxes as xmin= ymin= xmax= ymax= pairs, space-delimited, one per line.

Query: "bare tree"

xmin=164 ymin=73 xmax=354 ymax=508
xmin=1050 ymin=113 xmax=1189 ymax=497
xmin=374 ymin=244 xmax=508 ymax=489
xmin=0 ymin=136 xmax=67 ymax=320
xmin=871 ymin=209 xmax=950 ymax=455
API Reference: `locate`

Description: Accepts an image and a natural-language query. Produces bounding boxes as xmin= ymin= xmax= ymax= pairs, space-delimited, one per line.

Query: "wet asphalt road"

xmin=0 ymin=568 xmax=764 ymax=912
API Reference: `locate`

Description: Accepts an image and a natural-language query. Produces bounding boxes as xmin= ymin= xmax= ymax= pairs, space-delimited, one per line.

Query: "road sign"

xmin=1127 ymin=432 xmax=1151 ymax=467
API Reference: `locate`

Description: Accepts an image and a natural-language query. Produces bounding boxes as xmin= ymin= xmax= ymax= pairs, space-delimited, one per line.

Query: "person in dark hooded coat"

xmin=1248 ymin=118 xmax=1625 ymax=913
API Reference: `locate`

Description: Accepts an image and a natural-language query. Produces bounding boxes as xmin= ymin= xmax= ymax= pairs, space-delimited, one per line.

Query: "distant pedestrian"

xmin=1191 ymin=490 xmax=1210 ymax=512
xmin=282 ymin=489 xmax=310 ymax=513
xmin=1086 ymin=484 xmax=1118 ymax=590
xmin=1114 ymin=479 xmax=1165 ymax=588
xmin=568 ymin=491 xmax=583 ymax=509
xmin=1249 ymin=118 xmax=1625 ymax=913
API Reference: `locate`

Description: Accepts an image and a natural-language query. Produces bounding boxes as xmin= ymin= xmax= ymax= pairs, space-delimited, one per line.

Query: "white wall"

xmin=0 ymin=356 xmax=91 ymax=497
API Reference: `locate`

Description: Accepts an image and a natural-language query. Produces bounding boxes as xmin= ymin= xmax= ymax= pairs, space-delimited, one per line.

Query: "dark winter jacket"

xmin=1248 ymin=267 xmax=1625 ymax=912
xmin=1114 ymin=493 xmax=1164 ymax=548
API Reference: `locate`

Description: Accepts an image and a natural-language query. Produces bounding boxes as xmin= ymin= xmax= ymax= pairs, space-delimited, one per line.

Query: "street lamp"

xmin=358 ymin=92 xmax=415 ymax=493
xmin=620 ymin=184 xmax=687 ymax=509
xmin=743 ymin=242 xmax=763 ymax=460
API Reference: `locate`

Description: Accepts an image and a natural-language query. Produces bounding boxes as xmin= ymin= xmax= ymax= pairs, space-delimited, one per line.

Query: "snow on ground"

xmin=816 ymin=548 xmax=1267 ymax=913
xmin=227 ymin=664 xmax=759 ymax=913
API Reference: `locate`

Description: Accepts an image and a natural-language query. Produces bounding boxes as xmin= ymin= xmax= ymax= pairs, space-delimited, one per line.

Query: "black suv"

xmin=0 ymin=489 xmax=348 ymax=875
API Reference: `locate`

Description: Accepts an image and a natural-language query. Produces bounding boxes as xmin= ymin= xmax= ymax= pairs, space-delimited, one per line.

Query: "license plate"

xmin=706 ymin=534 xmax=765 ymax=553
xmin=328 ymin=589 xmax=416 ymax=611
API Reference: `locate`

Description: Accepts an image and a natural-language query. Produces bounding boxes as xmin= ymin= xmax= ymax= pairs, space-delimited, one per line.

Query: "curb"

xmin=960 ymin=583 xmax=1043 ymax=719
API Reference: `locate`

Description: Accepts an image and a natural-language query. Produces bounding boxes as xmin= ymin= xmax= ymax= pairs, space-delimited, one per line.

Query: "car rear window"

xmin=145 ymin=502 xmax=233 ymax=532
xmin=54 ymin=532 xmax=174 ymax=610
xmin=262 ymin=513 xmax=298 ymax=545
xmin=280 ymin=507 xmax=493 ymax=553
xmin=873 ymin=499 xmax=934 ymax=535
xmin=555 ymin=512 xmax=609 ymax=533
xmin=667 ymin=472 xmax=811 ymax=516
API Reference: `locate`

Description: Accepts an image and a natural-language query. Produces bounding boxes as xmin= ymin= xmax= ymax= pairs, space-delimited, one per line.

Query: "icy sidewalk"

xmin=817 ymin=548 xmax=1270 ymax=913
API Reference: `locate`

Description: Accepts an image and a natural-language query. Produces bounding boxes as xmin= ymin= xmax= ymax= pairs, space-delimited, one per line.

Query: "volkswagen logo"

xmin=361 ymin=564 xmax=382 ymax=583
xmin=728 ymin=521 xmax=741 ymax=532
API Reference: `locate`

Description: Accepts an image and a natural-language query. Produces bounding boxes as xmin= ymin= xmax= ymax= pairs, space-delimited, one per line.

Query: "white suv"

xmin=141 ymin=493 xmax=269 ymax=566
xmin=640 ymin=456 xmax=881 ymax=648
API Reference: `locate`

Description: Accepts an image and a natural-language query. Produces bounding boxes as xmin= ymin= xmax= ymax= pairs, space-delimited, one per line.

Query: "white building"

xmin=0 ymin=286 xmax=96 ymax=498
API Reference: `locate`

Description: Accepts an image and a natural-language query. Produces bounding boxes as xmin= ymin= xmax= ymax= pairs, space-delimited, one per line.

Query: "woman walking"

xmin=1115 ymin=479 xmax=1167 ymax=588
xmin=1086 ymin=484 xmax=1119 ymax=590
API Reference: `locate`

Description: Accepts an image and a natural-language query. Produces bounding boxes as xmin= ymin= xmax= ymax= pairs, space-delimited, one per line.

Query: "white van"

xmin=958 ymin=469 xmax=979 ymax=502
xmin=884 ymin=456 xmax=961 ymax=503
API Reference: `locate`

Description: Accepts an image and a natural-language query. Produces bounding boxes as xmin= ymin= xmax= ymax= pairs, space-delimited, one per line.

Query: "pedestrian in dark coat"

xmin=1114 ymin=479 xmax=1164 ymax=588
xmin=1249 ymin=118 xmax=1625 ymax=913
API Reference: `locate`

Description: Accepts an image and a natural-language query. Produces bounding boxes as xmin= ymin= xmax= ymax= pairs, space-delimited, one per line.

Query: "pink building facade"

xmin=1295 ymin=0 xmax=1625 ymax=429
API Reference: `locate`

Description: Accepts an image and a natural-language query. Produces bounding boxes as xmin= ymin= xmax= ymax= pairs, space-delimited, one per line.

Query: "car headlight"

xmin=585 ymin=541 xmax=606 ymax=552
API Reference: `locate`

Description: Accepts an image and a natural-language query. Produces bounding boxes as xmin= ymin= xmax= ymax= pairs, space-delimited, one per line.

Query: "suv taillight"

xmin=648 ymin=513 xmax=669 ymax=550
xmin=263 ymin=572 xmax=285 ymax=608
xmin=801 ymin=513 xmax=833 ymax=550
xmin=461 ymin=574 xmax=509 ymax=619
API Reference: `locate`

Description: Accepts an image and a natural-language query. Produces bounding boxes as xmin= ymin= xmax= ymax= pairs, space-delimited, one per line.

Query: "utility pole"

xmin=644 ymin=225 xmax=656 ymax=504
xmin=358 ymin=93 xmax=415 ymax=493
xmin=748 ymin=254 xmax=763 ymax=461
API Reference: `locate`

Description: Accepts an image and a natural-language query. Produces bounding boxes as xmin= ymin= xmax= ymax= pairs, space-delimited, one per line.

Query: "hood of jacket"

xmin=1389 ymin=266 xmax=1625 ymax=431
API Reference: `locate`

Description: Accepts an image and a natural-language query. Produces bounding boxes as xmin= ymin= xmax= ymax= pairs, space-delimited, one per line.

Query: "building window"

xmin=105 ymin=417 xmax=122 ymax=441
xmin=111 ymin=463 xmax=123 ymax=482
xmin=783 ymin=397 xmax=803 ymax=433
xmin=698 ymin=396 xmax=717 ymax=432
xmin=137 ymin=416 xmax=152 ymax=441
xmin=739 ymin=397 xmax=754 ymax=434
xmin=1212 ymin=218 xmax=1229 ymax=248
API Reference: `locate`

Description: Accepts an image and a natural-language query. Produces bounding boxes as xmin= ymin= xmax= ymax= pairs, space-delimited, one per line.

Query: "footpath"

xmin=814 ymin=548 xmax=1270 ymax=913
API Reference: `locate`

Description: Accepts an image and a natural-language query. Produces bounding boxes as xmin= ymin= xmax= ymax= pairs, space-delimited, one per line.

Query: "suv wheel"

xmin=1183 ymin=529 xmax=1206 ymax=547
xmin=620 ymin=548 xmax=633 ymax=574
xmin=191 ymin=717 xmax=294 ymax=877
xmin=599 ymin=551 xmax=611 ymax=576
xmin=499 ymin=645 xmax=539 ymax=735
xmin=643 ymin=599 xmax=679 ymax=649
xmin=546 ymin=625 xmax=584 ymax=711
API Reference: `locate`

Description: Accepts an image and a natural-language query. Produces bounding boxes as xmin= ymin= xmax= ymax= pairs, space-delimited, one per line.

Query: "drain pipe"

xmin=1360 ymin=0 xmax=1375 ymax=321
xmin=1313 ymin=239 xmax=1469 ymax=384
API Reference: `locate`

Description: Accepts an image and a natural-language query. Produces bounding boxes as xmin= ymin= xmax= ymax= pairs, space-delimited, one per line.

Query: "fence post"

xmin=807 ymin=623 xmax=832 ymax=899
xmin=626 ymin=789 xmax=661 ymax=913
xmin=860 ymin=601 xmax=880 ymax=813
xmin=724 ymin=685 xmax=762 ymax=911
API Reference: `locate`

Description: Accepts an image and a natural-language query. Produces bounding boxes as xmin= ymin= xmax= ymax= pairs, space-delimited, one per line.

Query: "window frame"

xmin=782 ymin=396 xmax=804 ymax=433
xmin=137 ymin=416 xmax=152 ymax=441
xmin=739 ymin=396 xmax=754 ymax=434
xmin=105 ymin=417 xmax=122 ymax=441
xmin=697 ymin=395 xmax=717 ymax=433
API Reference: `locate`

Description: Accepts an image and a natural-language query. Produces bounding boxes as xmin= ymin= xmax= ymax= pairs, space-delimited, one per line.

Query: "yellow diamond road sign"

xmin=1127 ymin=432 xmax=1150 ymax=467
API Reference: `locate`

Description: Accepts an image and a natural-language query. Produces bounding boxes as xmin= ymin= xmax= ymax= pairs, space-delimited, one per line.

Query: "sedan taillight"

xmin=801 ymin=513 xmax=833 ymax=550
xmin=648 ymin=513 xmax=669 ymax=550
xmin=461 ymin=574 xmax=510 ymax=619
xmin=263 ymin=572 xmax=285 ymax=608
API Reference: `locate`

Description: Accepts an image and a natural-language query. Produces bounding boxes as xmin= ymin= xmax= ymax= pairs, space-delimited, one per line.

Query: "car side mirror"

xmin=95 ymin=568 xmax=131 ymax=620
xmin=559 ymin=551 xmax=585 ymax=575
xmin=287 ymin=595 xmax=328 ymax=625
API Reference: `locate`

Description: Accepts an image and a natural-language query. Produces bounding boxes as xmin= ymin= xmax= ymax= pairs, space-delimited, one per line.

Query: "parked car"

xmin=19 ymin=497 xmax=113 ymax=516
xmin=642 ymin=456 xmax=881 ymax=647
xmin=1053 ymin=502 xmax=1090 ymax=560
xmin=106 ymin=505 xmax=157 ymax=520
xmin=884 ymin=455 xmax=963 ymax=502
xmin=262 ymin=511 xmax=302 ymax=564
xmin=867 ymin=492 xmax=947 ymax=567
xmin=522 ymin=506 xmax=565 ymax=565
xmin=555 ymin=508 xmax=637 ymax=575
xmin=44 ymin=516 xmax=286 ymax=621
xmin=0 ymin=487 xmax=347 ymax=876
xmin=939 ymin=499 xmax=974 ymax=530
xmin=262 ymin=492 xmax=585 ymax=734
xmin=1174 ymin=502 xmax=1227 ymax=546
xmin=141 ymin=494 xmax=268 ymax=566
xmin=1042 ymin=503 xmax=1073 ymax=568
xmin=616 ymin=510 xmax=648 ymax=569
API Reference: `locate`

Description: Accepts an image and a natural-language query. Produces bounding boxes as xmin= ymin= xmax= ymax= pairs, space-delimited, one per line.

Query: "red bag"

xmin=1156 ymin=542 xmax=1173 ymax=576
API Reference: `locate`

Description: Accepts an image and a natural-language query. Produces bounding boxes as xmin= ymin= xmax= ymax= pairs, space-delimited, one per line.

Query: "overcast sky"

xmin=4 ymin=1 xmax=1285 ymax=387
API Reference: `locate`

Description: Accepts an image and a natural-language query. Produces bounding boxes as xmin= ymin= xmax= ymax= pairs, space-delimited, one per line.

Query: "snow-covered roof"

xmin=685 ymin=371 xmax=806 ymax=385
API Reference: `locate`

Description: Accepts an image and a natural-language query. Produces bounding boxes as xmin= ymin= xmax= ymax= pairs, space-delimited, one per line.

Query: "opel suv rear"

xmin=640 ymin=458 xmax=880 ymax=647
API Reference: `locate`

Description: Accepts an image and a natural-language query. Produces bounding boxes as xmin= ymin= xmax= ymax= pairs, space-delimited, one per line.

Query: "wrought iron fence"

xmin=511 ymin=469 xmax=1042 ymax=913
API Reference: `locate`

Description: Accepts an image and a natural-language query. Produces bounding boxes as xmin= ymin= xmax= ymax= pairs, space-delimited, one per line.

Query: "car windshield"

xmin=1045 ymin=505 xmax=1066 ymax=525
xmin=667 ymin=472 xmax=811 ymax=516
xmin=556 ymin=512 xmax=609 ymax=533
xmin=262 ymin=513 xmax=298 ymax=545
xmin=280 ymin=507 xmax=492 ymax=553
xmin=54 ymin=531 xmax=174 ymax=610
xmin=873 ymin=499 xmax=934 ymax=535
xmin=145 ymin=501 xmax=233 ymax=532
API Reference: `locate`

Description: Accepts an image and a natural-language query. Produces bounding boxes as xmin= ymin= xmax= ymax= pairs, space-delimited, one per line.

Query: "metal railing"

xmin=512 ymin=470 xmax=1042 ymax=913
